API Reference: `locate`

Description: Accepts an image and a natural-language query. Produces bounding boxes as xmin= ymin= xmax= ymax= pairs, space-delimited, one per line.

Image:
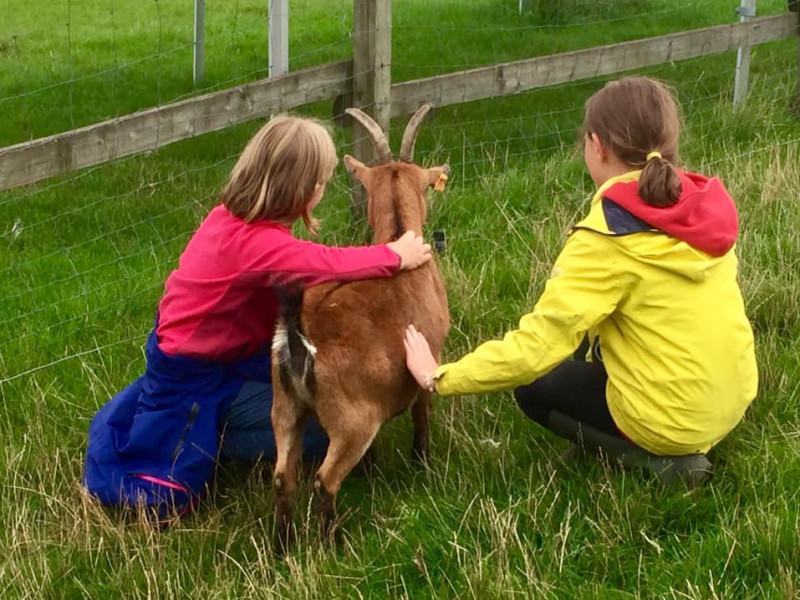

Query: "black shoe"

xmin=562 ymin=443 xmax=584 ymax=462
xmin=638 ymin=453 xmax=713 ymax=487
xmin=548 ymin=411 xmax=713 ymax=487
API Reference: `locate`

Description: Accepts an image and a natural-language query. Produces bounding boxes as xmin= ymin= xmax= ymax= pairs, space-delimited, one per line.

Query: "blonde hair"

xmin=221 ymin=116 xmax=338 ymax=232
xmin=583 ymin=77 xmax=683 ymax=207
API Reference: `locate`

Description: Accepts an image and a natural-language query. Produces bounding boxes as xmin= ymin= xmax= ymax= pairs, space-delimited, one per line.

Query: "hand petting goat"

xmin=404 ymin=324 xmax=440 ymax=392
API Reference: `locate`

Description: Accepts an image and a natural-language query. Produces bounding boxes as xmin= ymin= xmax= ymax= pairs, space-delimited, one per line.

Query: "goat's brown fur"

xmin=271 ymin=104 xmax=449 ymax=553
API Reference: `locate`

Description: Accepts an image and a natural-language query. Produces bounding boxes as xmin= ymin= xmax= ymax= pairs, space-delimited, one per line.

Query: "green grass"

xmin=2 ymin=0 xmax=800 ymax=598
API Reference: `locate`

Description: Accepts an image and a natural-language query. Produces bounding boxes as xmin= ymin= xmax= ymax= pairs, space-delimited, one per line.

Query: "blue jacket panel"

xmin=83 ymin=328 xmax=270 ymax=513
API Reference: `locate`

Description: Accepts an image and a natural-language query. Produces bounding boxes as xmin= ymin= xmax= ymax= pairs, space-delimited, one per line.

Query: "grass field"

xmin=2 ymin=0 xmax=800 ymax=597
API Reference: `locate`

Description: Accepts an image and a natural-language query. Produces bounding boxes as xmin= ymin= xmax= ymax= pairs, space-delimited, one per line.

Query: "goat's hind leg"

xmin=314 ymin=406 xmax=381 ymax=540
xmin=411 ymin=390 xmax=432 ymax=464
xmin=271 ymin=386 xmax=306 ymax=556
xmin=354 ymin=444 xmax=376 ymax=477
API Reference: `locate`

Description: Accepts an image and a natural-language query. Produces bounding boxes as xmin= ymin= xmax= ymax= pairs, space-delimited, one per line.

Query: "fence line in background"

xmin=1 ymin=2 xmax=799 ymax=387
xmin=390 ymin=12 xmax=797 ymax=116
xmin=2 ymin=59 xmax=799 ymax=384
xmin=1 ymin=10 xmax=798 ymax=193
xmin=0 ymin=60 xmax=352 ymax=192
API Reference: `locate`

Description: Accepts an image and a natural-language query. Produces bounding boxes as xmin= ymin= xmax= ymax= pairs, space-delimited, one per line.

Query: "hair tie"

xmin=646 ymin=151 xmax=662 ymax=162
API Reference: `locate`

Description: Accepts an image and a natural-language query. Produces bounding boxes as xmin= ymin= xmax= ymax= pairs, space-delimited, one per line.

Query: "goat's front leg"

xmin=314 ymin=406 xmax=381 ymax=540
xmin=271 ymin=388 xmax=305 ymax=556
xmin=411 ymin=390 xmax=432 ymax=464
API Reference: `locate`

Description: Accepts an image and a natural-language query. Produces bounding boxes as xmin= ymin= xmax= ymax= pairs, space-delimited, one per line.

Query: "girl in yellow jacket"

xmin=404 ymin=77 xmax=758 ymax=484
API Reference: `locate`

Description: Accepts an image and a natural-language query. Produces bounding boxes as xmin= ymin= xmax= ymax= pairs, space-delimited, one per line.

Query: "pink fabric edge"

xmin=133 ymin=473 xmax=189 ymax=493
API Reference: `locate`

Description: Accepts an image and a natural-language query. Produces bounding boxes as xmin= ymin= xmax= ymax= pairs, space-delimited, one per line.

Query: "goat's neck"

xmin=369 ymin=173 xmax=425 ymax=243
xmin=372 ymin=209 xmax=422 ymax=244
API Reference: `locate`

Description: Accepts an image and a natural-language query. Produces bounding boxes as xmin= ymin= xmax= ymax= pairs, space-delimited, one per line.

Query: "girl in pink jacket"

xmin=85 ymin=115 xmax=431 ymax=517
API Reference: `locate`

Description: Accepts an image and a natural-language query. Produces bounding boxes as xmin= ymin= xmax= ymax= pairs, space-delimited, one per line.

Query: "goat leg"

xmin=313 ymin=474 xmax=338 ymax=541
xmin=411 ymin=391 xmax=432 ymax=464
xmin=354 ymin=444 xmax=376 ymax=477
xmin=271 ymin=391 xmax=306 ymax=556
xmin=313 ymin=408 xmax=381 ymax=541
xmin=273 ymin=477 xmax=297 ymax=557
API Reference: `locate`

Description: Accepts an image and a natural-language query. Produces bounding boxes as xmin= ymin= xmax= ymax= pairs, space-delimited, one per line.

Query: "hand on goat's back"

xmin=388 ymin=231 xmax=432 ymax=270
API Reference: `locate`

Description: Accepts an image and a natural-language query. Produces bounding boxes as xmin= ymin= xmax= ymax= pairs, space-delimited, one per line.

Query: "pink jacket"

xmin=156 ymin=205 xmax=400 ymax=360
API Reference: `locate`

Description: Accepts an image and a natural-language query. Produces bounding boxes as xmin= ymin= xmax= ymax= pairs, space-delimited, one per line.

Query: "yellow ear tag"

xmin=434 ymin=173 xmax=448 ymax=192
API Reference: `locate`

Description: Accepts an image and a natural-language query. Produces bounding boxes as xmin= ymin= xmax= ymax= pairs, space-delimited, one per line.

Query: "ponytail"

xmin=638 ymin=154 xmax=682 ymax=208
xmin=583 ymin=77 xmax=684 ymax=208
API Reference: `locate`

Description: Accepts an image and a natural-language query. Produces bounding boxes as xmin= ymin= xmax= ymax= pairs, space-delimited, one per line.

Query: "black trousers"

xmin=513 ymin=359 xmax=623 ymax=439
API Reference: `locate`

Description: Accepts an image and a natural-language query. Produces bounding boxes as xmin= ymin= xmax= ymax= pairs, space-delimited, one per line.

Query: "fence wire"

xmin=1 ymin=0 xmax=799 ymax=390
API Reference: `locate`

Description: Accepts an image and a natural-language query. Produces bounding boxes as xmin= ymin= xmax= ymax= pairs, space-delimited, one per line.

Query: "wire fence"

xmin=1 ymin=0 xmax=799 ymax=393
xmin=0 ymin=0 xmax=354 ymax=147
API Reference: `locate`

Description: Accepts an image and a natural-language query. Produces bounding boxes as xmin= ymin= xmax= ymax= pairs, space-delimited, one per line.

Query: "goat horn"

xmin=345 ymin=108 xmax=393 ymax=165
xmin=399 ymin=103 xmax=433 ymax=163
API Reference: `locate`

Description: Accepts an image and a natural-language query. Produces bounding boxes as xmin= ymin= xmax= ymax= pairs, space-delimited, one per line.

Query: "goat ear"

xmin=425 ymin=164 xmax=451 ymax=190
xmin=343 ymin=154 xmax=365 ymax=176
xmin=343 ymin=154 xmax=373 ymax=189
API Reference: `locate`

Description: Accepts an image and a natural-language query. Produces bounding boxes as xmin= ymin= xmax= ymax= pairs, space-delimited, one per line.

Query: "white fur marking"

xmin=272 ymin=324 xmax=288 ymax=353
xmin=300 ymin=333 xmax=317 ymax=357
xmin=300 ymin=336 xmax=316 ymax=387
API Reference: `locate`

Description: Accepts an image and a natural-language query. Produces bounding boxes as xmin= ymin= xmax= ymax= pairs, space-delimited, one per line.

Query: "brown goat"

xmin=270 ymin=103 xmax=450 ymax=553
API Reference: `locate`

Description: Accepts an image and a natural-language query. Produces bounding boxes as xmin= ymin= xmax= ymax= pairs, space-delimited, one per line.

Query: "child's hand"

xmin=404 ymin=325 xmax=440 ymax=392
xmin=388 ymin=231 xmax=432 ymax=270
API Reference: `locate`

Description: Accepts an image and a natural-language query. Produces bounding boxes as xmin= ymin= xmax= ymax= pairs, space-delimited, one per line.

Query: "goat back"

xmin=274 ymin=260 xmax=448 ymax=420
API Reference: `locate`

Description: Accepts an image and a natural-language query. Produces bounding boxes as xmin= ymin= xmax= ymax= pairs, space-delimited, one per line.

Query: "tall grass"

xmin=1 ymin=0 xmax=800 ymax=598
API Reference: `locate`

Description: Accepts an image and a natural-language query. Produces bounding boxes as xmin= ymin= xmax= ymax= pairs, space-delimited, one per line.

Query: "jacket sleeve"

xmin=433 ymin=230 xmax=631 ymax=396
xmin=243 ymin=228 xmax=402 ymax=286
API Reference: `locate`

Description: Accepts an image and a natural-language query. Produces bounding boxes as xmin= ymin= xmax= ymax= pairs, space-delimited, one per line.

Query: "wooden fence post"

xmin=350 ymin=0 xmax=392 ymax=215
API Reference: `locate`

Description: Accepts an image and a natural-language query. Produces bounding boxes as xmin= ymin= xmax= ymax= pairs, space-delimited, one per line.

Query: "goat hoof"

xmin=273 ymin=526 xmax=294 ymax=558
xmin=411 ymin=445 xmax=430 ymax=466
xmin=331 ymin=526 xmax=343 ymax=546
xmin=411 ymin=453 xmax=429 ymax=467
xmin=317 ymin=513 xmax=341 ymax=543
xmin=313 ymin=481 xmax=338 ymax=539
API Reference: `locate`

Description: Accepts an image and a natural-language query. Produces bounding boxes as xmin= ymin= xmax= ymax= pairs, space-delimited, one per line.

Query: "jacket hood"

xmin=572 ymin=171 xmax=740 ymax=282
xmin=603 ymin=170 xmax=739 ymax=257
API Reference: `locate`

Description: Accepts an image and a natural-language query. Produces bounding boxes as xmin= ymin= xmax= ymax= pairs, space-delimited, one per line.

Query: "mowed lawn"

xmin=1 ymin=1 xmax=800 ymax=597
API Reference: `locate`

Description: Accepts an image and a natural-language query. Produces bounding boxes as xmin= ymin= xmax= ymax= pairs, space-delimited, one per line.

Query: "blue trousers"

xmin=219 ymin=381 xmax=329 ymax=462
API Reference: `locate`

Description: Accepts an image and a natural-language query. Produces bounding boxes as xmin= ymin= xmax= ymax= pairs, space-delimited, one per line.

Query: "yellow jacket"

xmin=434 ymin=172 xmax=758 ymax=455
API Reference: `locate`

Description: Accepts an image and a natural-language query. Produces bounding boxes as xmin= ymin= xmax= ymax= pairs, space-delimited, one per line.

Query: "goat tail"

xmin=273 ymin=281 xmax=305 ymax=336
xmin=272 ymin=282 xmax=317 ymax=403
